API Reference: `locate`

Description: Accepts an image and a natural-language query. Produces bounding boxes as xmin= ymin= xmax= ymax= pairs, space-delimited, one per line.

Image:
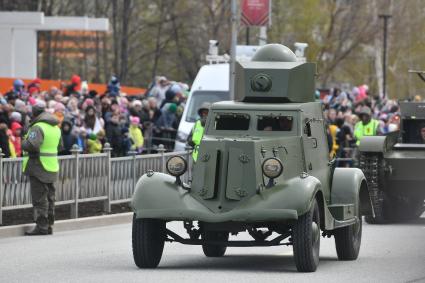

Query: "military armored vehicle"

xmin=359 ymin=71 xmax=425 ymax=223
xmin=131 ymin=44 xmax=373 ymax=272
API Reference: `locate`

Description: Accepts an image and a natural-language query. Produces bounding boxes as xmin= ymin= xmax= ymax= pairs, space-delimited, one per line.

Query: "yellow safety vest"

xmin=354 ymin=119 xmax=379 ymax=145
xmin=23 ymin=122 xmax=61 ymax=172
xmin=192 ymin=120 xmax=204 ymax=161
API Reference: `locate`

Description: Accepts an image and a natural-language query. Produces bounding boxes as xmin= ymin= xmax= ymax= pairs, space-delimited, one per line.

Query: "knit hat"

xmin=54 ymin=102 xmax=65 ymax=113
xmin=11 ymin=121 xmax=22 ymax=132
xmin=71 ymin=74 xmax=81 ymax=85
xmin=28 ymin=86 xmax=39 ymax=95
xmin=132 ymin=100 xmax=142 ymax=107
xmin=130 ymin=116 xmax=140 ymax=124
xmin=86 ymin=98 xmax=95 ymax=106
xmin=28 ymin=97 xmax=36 ymax=106
xmin=10 ymin=111 xmax=22 ymax=122
xmin=32 ymin=100 xmax=46 ymax=117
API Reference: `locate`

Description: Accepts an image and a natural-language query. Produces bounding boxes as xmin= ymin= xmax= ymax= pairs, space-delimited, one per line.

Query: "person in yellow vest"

xmin=328 ymin=124 xmax=339 ymax=158
xmin=22 ymin=102 xmax=61 ymax=236
xmin=354 ymin=106 xmax=379 ymax=145
xmin=187 ymin=102 xmax=210 ymax=161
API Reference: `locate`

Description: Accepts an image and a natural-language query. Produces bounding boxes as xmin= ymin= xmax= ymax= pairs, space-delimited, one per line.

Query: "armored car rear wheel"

xmin=132 ymin=215 xmax=166 ymax=268
xmin=292 ymin=199 xmax=320 ymax=272
xmin=334 ymin=219 xmax=362 ymax=260
xmin=202 ymin=231 xmax=229 ymax=257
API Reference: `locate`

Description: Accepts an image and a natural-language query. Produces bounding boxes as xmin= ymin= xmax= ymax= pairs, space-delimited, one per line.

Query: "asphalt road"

xmin=1 ymin=215 xmax=424 ymax=283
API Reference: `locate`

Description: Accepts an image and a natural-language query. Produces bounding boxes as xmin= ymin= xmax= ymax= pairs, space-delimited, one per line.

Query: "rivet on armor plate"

xmin=201 ymin=154 xmax=210 ymax=162
xmin=239 ymin=154 xmax=250 ymax=163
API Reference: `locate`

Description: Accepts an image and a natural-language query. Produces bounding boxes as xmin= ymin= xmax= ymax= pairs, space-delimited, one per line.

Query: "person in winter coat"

xmin=159 ymin=88 xmax=177 ymax=109
xmin=7 ymin=129 xmax=16 ymax=157
xmin=156 ymin=103 xmax=177 ymax=130
xmin=22 ymin=103 xmax=61 ymax=235
xmin=10 ymin=121 xmax=23 ymax=157
xmin=59 ymin=120 xmax=77 ymax=155
xmin=0 ymin=123 xmax=11 ymax=158
xmin=129 ymin=116 xmax=144 ymax=153
xmin=64 ymin=74 xmax=81 ymax=97
xmin=84 ymin=105 xmax=103 ymax=135
xmin=86 ymin=131 xmax=103 ymax=154
xmin=121 ymin=127 xmax=133 ymax=156
xmin=105 ymin=114 xmax=123 ymax=157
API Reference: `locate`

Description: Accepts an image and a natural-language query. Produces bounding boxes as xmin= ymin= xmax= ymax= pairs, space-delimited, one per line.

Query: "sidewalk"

xmin=0 ymin=212 xmax=132 ymax=238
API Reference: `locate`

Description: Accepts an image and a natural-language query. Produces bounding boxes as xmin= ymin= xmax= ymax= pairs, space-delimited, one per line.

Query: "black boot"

xmin=48 ymin=214 xmax=54 ymax=235
xmin=25 ymin=226 xmax=48 ymax=236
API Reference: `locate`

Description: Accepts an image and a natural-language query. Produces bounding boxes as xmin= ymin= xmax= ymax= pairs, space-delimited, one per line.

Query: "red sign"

xmin=241 ymin=0 xmax=270 ymax=26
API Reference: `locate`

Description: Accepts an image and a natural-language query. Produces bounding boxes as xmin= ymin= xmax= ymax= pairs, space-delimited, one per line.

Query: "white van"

xmin=174 ymin=44 xmax=260 ymax=152
xmin=174 ymin=63 xmax=229 ymax=151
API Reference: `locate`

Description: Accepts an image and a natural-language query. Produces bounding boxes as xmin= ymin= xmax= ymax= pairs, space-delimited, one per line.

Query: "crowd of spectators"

xmin=1 ymin=74 xmax=423 ymax=163
xmin=0 ymin=75 xmax=188 ymax=158
xmin=320 ymin=84 xmax=423 ymax=165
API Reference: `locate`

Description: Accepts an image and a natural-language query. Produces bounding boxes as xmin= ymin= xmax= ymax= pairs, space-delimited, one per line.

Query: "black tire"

xmin=334 ymin=219 xmax=362 ymax=260
xmin=202 ymin=231 xmax=229 ymax=257
xmin=292 ymin=199 xmax=321 ymax=272
xmin=132 ymin=215 xmax=166 ymax=268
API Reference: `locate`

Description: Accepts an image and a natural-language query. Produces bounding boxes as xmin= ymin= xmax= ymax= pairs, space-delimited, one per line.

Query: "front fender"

xmin=131 ymin=172 xmax=323 ymax=223
xmin=331 ymin=168 xmax=373 ymax=216
xmin=131 ymin=172 xmax=207 ymax=216
xmin=242 ymin=175 xmax=322 ymax=217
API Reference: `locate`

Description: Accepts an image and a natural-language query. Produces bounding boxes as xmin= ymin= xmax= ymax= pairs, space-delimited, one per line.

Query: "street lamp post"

xmin=229 ymin=0 xmax=239 ymax=101
xmin=379 ymin=14 xmax=391 ymax=99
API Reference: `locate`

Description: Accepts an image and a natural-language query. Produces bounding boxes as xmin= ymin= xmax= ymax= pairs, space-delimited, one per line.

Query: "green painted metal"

xmin=131 ymin=44 xmax=370 ymax=232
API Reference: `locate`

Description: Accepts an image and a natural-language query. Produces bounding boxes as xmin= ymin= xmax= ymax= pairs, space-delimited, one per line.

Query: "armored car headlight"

xmin=262 ymin=158 xmax=283 ymax=179
xmin=166 ymin=156 xmax=187 ymax=177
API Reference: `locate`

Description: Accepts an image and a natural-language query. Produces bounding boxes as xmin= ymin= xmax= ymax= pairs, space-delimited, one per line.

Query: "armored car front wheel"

xmin=202 ymin=231 xmax=229 ymax=257
xmin=334 ymin=218 xmax=362 ymax=260
xmin=132 ymin=215 xmax=166 ymax=268
xmin=292 ymin=199 xmax=320 ymax=272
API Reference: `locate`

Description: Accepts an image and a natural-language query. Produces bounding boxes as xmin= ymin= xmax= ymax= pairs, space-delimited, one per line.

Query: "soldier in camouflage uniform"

xmin=22 ymin=103 xmax=61 ymax=236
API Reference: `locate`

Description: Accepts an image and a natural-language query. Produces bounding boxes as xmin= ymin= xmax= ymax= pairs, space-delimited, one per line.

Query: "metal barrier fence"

xmin=0 ymin=141 xmax=356 ymax=225
xmin=0 ymin=144 xmax=192 ymax=225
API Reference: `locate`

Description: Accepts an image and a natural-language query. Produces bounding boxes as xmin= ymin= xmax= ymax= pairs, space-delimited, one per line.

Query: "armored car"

xmin=131 ymin=44 xmax=373 ymax=272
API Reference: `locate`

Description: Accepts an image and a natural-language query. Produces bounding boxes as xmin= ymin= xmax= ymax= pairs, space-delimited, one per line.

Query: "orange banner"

xmin=0 ymin=77 xmax=146 ymax=96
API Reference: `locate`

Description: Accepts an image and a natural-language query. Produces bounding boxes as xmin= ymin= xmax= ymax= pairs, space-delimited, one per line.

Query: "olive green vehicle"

xmin=359 ymin=71 xmax=425 ymax=224
xmin=131 ymin=44 xmax=373 ymax=272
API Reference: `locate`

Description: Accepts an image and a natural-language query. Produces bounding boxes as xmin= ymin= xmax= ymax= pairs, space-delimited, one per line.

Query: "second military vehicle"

xmin=359 ymin=72 xmax=425 ymax=223
xmin=131 ymin=44 xmax=373 ymax=272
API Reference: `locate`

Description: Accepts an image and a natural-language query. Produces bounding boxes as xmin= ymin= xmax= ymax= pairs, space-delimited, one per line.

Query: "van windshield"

xmin=185 ymin=91 xmax=229 ymax=122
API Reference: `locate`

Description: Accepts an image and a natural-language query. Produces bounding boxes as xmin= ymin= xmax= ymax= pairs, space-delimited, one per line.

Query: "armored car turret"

xmin=130 ymin=44 xmax=373 ymax=272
